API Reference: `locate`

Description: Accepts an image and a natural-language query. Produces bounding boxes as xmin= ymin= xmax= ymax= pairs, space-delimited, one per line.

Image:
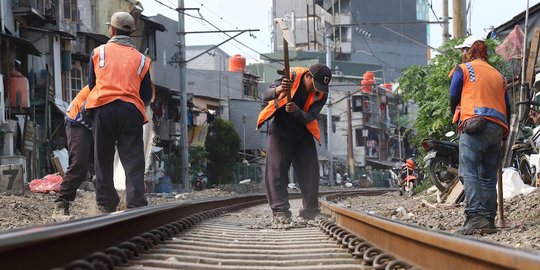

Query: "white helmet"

xmin=455 ymin=35 xmax=485 ymax=49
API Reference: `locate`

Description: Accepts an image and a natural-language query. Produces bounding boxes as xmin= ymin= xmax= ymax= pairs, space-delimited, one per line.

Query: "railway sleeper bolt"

xmin=330 ymin=226 xmax=343 ymax=239
xmin=177 ymin=219 xmax=191 ymax=229
xmin=151 ymin=228 xmax=169 ymax=241
xmin=142 ymin=232 xmax=162 ymax=245
xmin=193 ymin=213 xmax=205 ymax=221
xmin=164 ymin=224 xmax=180 ymax=235
xmin=118 ymin=241 xmax=140 ymax=258
xmin=86 ymin=252 xmax=115 ymax=270
xmin=385 ymin=259 xmax=412 ymax=270
xmin=347 ymin=237 xmax=365 ymax=253
xmin=326 ymin=224 xmax=339 ymax=235
xmin=104 ymin=246 xmax=129 ymax=265
xmin=157 ymin=225 xmax=174 ymax=238
xmin=336 ymin=230 xmax=349 ymax=242
xmin=352 ymin=242 xmax=373 ymax=259
xmin=341 ymin=233 xmax=355 ymax=248
xmin=65 ymin=259 xmax=95 ymax=270
xmin=363 ymin=247 xmax=383 ymax=266
xmin=372 ymin=253 xmax=397 ymax=270
xmin=130 ymin=236 xmax=152 ymax=251
xmin=185 ymin=216 xmax=198 ymax=225
xmin=184 ymin=217 xmax=197 ymax=226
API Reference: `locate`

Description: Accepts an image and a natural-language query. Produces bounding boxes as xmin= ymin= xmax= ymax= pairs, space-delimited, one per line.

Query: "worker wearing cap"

xmin=86 ymin=11 xmax=152 ymax=212
xmin=257 ymin=63 xmax=331 ymax=223
xmin=449 ymin=35 xmax=510 ymax=235
xmin=54 ymin=85 xmax=94 ymax=215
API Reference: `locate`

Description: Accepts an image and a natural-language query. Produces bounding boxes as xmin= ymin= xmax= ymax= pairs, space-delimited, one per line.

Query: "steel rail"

xmin=0 ymin=194 xmax=267 ymax=270
xmin=321 ymin=193 xmax=540 ymax=270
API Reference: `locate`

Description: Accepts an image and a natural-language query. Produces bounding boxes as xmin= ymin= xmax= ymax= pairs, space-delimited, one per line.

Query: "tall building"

xmin=272 ymin=0 xmax=429 ymax=81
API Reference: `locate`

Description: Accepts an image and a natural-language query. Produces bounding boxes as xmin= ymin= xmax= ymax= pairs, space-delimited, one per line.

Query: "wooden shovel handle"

xmin=283 ymin=38 xmax=291 ymax=102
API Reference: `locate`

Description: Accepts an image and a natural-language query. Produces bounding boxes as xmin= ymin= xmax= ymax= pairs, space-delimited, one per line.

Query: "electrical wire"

xmin=428 ymin=0 xmax=443 ymax=28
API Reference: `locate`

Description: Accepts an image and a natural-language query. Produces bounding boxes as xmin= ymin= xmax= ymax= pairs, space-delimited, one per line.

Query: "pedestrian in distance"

xmin=449 ymin=35 xmax=511 ymax=235
xmin=86 ymin=11 xmax=153 ymax=213
xmin=54 ymin=85 xmax=94 ymax=215
xmin=257 ymin=63 xmax=332 ymax=223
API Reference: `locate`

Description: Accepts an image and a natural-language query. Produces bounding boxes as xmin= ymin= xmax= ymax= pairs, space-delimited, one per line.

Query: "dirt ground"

xmin=0 ymin=183 xmax=538 ymax=256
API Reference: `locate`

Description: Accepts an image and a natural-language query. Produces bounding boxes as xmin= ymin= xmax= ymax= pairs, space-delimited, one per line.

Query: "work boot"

xmin=272 ymin=212 xmax=292 ymax=224
xmin=455 ymin=214 xmax=497 ymax=235
xmin=54 ymin=199 xmax=70 ymax=216
xmin=298 ymin=208 xmax=321 ymax=220
xmin=487 ymin=216 xmax=497 ymax=230
xmin=98 ymin=205 xmax=116 ymax=214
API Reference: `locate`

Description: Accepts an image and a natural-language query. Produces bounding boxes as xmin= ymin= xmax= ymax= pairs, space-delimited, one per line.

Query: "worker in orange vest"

xmin=257 ymin=63 xmax=331 ymax=223
xmin=54 ymin=85 xmax=94 ymax=215
xmin=86 ymin=11 xmax=153 ymax=213
xmin=450 ymin=36 xmax=510 ymax=235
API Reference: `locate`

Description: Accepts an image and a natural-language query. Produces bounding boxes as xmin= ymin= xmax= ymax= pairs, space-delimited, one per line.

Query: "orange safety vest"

xmin=256 ymin=67 xmax=325 ymax=141
xmin=66 ymin=84 xmax=91 ymax=126
xmin=452 ymin=59 xmax=508 ymax=134
xmin=85 ymin=43 xmax=151 ymax=122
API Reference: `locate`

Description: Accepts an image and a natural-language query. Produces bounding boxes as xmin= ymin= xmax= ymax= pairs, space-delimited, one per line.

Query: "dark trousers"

xmin=58 ymin=121 xmax=93 ymax=201
xmin=265 ymin=127 xmax=320 ymax=217
xmin=93 ymin=100 xmax=147 ymax=209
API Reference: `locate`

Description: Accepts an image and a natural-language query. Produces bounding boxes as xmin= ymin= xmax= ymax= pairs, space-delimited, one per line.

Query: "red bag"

xmin=29 ymin=174 xmax=63 ymax=193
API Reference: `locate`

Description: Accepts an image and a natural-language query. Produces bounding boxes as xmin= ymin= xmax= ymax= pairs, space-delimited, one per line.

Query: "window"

xmin=144 ymin=32 xmax=157 ymax=60
xmin=70 ymin=66 xmax=83 ymax=101
xmin=64 ymin=0 xmax=78 ymax=21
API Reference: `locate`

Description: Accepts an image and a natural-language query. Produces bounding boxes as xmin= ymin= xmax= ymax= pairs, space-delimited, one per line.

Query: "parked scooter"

xmin=399 ymin=159 xmax=417 ymax=196
xmin=422 ymin=131 xmax=459 ymax=192
xmin=192 ymin=172 xmax=208 ymax=191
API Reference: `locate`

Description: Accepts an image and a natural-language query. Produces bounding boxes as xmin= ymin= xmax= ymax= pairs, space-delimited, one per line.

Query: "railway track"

xmin=0 ymin=190 xmax=538 ymax=269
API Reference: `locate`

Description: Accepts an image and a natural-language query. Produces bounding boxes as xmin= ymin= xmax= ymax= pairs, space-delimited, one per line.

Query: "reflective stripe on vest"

xmin=457 ymin=60 xmax=508 ymax=134
xmin=66 ymin=85 xmax=91 ymax=120
xmin=99 ymin=45 xmax=105 ymax=67
xmin=256 ymin=67 xmax=324 ymax=141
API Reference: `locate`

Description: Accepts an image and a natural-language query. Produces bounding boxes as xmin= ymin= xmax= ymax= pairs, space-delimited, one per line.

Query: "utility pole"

xmin=346 ymin=91 xmax=355 ymax=179
xmin=325 ymin=32 xmax=334 ymax=185
xmin=178 ymin=0 xmax=190 ymax=191
xmin=442 ymin=0 xmax=449 ymax=42
xmin=452 ymin=0 xmax=466 ymax=39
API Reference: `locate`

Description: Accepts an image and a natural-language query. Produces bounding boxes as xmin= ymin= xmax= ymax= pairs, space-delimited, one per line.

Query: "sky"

xmin=140 ymin=0 xmax=540 ymax=63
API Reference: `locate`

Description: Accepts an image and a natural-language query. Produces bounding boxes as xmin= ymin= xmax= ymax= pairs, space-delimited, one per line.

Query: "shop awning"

xmin=365 ymin=158 xmax=397 ymax=169
xmin=0 ymin=33 xmax=41 ymax=56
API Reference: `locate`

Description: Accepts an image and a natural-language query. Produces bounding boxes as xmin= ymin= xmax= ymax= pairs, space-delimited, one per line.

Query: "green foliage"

xmin=205 ymin=118 xmax=241 ymax=185
xmin=397 ymin=38 xmax=507 ymax=154
xmin=189 ymin=145 xmax=208 ymax=174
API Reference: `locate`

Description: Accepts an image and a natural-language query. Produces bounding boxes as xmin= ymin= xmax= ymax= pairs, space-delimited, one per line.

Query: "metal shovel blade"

xmin=274 ymin=18 xmax=296 ymax=47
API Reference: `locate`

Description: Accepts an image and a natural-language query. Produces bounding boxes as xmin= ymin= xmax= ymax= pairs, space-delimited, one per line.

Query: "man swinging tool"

xmin=257 ymin=18 xmax=332 ymax=223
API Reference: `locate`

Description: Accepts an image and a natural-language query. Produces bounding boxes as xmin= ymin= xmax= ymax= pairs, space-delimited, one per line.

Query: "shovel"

xmin=275 ymin=18 xmax=296 ymax=102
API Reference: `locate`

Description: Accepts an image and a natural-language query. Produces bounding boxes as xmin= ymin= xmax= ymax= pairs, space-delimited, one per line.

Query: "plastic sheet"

xmin=29 ymin=174 xmax=63 ymax=193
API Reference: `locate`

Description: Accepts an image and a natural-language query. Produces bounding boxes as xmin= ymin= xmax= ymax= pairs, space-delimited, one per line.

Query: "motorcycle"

xmin=192 ymin=172 xmax=208 ymax=191
xmin=421 ymin=131 xmax=459 ymax=192
xmin=399 ymin=159 xmax=417 ymax=196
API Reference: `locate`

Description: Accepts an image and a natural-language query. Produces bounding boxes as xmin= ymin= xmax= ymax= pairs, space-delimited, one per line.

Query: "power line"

xmin=180 ymin=8 xmax=283 ymax=65
xmin=428 ymin=0 xmax=443 ymax=28
xmin=153 ymin=0 xmax=176 ymax=11
xmin=151 ymin=0 xmax=283 ymax=72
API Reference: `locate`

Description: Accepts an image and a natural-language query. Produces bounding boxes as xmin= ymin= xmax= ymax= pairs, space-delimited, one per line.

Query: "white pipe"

xmin=0 ymin=0 xmax=5 ymax=34
xmin=519 ymin=0 xmax=530 ymax=119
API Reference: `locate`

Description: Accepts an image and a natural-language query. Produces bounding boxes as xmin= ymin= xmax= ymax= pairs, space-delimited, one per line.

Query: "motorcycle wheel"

xmin=428 ymin=156 xmax=457 ymax=192
xmin=402 ymin=181 xmax=415 ymax=197
xmin=518 ymin=154 xmax=533 ymax=185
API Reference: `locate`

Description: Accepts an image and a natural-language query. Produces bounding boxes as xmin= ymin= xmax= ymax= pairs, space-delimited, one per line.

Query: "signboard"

xmin=0 ymin=164 xmax=24 ymax=195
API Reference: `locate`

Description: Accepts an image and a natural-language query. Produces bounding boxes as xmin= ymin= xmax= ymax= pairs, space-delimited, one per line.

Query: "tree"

xmin=397 ymin=38 xmax=507 ymax=153
xmin=206 ymin=118 xmax=241 ymax=185
xmin=189 ymin=145 xmax=208 ymax=175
